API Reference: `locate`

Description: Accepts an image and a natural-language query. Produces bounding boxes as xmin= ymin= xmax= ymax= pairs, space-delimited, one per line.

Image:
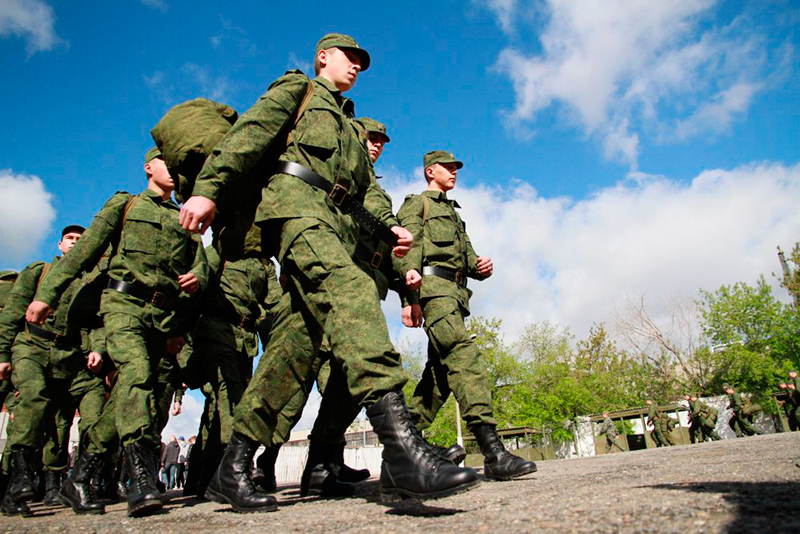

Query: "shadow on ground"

xmin=647 ymin=481 xmax=800 ymax=533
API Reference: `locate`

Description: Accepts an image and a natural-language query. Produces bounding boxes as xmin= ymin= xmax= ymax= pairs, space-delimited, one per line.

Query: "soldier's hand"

xmin=166 ymin=336 xmax=185 ymax=355
xmin=476 ymin=256 xmax=494 ymax=277
xmin=172 ymin=401 xmax=182 ymax=416
xmin=180 ymin=196 xmax=216 ymax=234
xmin=0 ymin=362 xmax=10 ymax=381
xmin=26 ymin=300 xmax=53 ymax=324
xmin=401 ymin=304 xmax=423 ymax=328
xmin=87 ymin=352 xmax=103 ymax=373
xmin=178 ymin=273 xmax=200 ymax=294
xmin=390 ymin=226 xmax=413 ymax=258
xmin=406 ymin=269 xmax=422 ymax=290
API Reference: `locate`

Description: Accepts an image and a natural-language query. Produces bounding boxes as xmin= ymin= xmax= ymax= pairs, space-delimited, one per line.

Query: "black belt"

xmin=107 ymin=279 xmax=171 ymax=308
xmin=422 ymin=266 xmax=467 ymax=288
xmin=26 ymin=322 xmax=76 ymax=345
xmin=275 ymin=161 xmax=398 ymax=247
xmin=355 ymin=242 xmax=386 ymax=270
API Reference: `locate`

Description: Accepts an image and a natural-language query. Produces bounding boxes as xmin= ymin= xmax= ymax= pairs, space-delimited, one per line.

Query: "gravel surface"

xmin=2 ymin=432 xmax=799 ymax=533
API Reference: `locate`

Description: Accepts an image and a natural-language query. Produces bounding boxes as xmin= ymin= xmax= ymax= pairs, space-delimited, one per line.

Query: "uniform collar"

xmin=142 ymin=188 xmax=178 ymax=207
xmin=422 ymin=189 xmax=460 ymax=208
xmin=313 ymin=76 xmax=355 ymax=116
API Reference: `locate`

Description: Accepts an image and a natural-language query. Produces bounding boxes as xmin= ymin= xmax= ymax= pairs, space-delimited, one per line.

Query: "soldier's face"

xmin=58 ymin=232 xmax=82 ymax=255
xmin=145 ymin=157 xmax=175 ymax=194
xmin=319 ymin=47 xmax=361 ymax=91
xmin=366 ymin=132 xmax=385 ymax=163
xmin=427 ymin=163 xmax=458 ymax=192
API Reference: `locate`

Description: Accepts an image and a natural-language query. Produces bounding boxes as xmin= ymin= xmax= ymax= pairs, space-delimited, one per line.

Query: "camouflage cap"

xmin=358 ymin=117 xmax=390 ymax=142
xmin=424 ymin=150 xmax=463 ymax=170
xmin=61 ymin=224 xmax=85 ymax=237
xmin=316 ymin=33 xmax=370 ymax=72
xmin=145 ymin=147 xmax=162 ymax=164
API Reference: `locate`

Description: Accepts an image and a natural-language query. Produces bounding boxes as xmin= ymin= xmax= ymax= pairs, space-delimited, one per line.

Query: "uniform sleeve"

xmin=0 ymin=263 xmax=43 ymax=364
xmin=88 ymin=325 xmax=106 ymax=358
xmin=188 ymin=238 xmax=209 ymax=292
xmin=396 ymin=195 xmax=424 ymax=273
xmin=190 ymin=74 xmax=311 ymax=203
xmin=35 ymin=193 xmax=129 ymax=306
xmin=462 ymin=215 xmax=484 ymax=280
xmin=364 ymin=174 xmax=399 ymax=228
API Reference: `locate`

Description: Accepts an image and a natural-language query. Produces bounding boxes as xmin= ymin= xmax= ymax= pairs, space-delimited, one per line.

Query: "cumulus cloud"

xmin=489 ymin=0 xmax=786 ymax=168
xmin=144 ymin=64 xmax=239 ymax=105
xmin=0 ymin=170 xmax=56 ymax=264
xmin=380 ymin=161 xmax=800 ymax=343
xmin=0 ymin=0 xmax=66 ymax=56
xmin=287 ymin=52 xmax=312 ymax=76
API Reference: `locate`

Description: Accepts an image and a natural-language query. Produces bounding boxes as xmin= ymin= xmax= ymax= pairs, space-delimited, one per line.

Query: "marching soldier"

xmin=597 ymin=412 xmax=626 ymax=453
xmin=724 ymin=384 xmax=762 ymax=437
xmin=397 ymin=150 xmax=536 ymax=481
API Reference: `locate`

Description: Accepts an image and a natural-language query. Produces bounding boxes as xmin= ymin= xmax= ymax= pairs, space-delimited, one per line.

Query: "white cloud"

xmin=141 ymin=0 xmax=169 ymax=12
xmin=476 ymin=0 xmax=520 ymax=35
xmin=144 ymin=64 xmax=238 ymax=106
xmin=0 ymin=0 xmax=66 ymax=56
xmin=490 ymin=0 xmax=783 ymax=168
xmin=0 ymin=170 xmax=56 ymax=264
xmin=287 ymin=52 xmax=312 ymax=76
xmin=381 ymin=161 xmax=800 ymax=343
xmin=161 ymin=390 xmax=203 ymax=441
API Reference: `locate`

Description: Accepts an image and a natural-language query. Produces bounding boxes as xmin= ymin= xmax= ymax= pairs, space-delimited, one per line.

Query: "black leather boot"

xmin=472 ymin=424 xmax=537 ymax=481
xmin=0 ymin=494 xmax=31 ymax=517
xmin=205 ymin=432 xmax=277 ymax=513
xmin=300 ymin=462 xmax=355 ymax=497
xmin=43 ymin=470 xmax=65 ymax=506
xmin=4 ymin=449 xmax=36 ymax=505
xmin=255 ymin=444 xmax=280 ymax=493
xmin=325 ymin=441 xmax=370 ymax=483
xmin=431 ymin=444 xmax=467 ymax=464
xmin=58 ymin=452 xmax=105 ymax=515
xmin=367 ymin=391 xmax=480 ymax=501
xmin=125 ymin=442 xmax=162 ymax=517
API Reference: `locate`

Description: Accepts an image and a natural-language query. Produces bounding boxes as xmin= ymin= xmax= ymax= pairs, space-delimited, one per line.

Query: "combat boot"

xmin=4 ymin=449 xmax=36 ymax=505
xmin=324 ymin=441 xmax=370 ymax=483
xmin=205 ymin=432 xmax=278 ymax=513
xmin=43 ymin=470 xmax=65 ymax=506
xmin=299 ymin=441 xmax=355 ymax=497
xmin=0 ymin=494 xmax=31 ymax=516
xmin=431 ymin=444 xmax=467 ymax=464
xmin=58 ymin=452 xmax=105 ymax=514
xmin=366 ymin=391 xmax=480 ymax=501
xmin=255 ymin=444 xmax=281 ymax=493
xmin=472 ymin=424 xmax=537 ymax=481
xmin=125 ymin=442 xmax=162 ymax=517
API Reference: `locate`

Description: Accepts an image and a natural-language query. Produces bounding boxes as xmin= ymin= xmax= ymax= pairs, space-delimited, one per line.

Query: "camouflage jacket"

xmin=35 ymin=189 xmax=206 ymax=331
xmin=397 ymin=190 xmax=485 ymax=316
xmin=195 ymin=247 xmax=269 ymax=355
xmin=597 ymin=417 xmax=618 ymax=437
xmin=0 ymin=257 xmax=97 ymax=366
xmin=191 ymin=73 xmax=382 ymax=262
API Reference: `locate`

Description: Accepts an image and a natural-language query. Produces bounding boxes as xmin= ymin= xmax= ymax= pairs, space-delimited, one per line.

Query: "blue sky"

xmin=2 ymin=0 xmax=799 ymax=435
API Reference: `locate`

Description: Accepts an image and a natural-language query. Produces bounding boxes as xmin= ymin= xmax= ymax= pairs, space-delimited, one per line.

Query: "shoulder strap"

xmin=36 ymin=262 xmax=51 ymax=292
xmin=286 ymin=81 xmax=316 ymax=147
xmin=421 ymin=196 xmax=431 ymax=226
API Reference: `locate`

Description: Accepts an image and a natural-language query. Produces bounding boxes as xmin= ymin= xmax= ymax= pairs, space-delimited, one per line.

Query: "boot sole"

xmin=205 ymin=486 xmax=278 ymax=514
xmin=128 ymin=498 xmax=163 ymax=517
xmin=484 ymin=464 xmax=538 ymax=481
xmin=56 ymin=493 xmax=104 ymax=515
xmin=380 ymin=477 xmax=481 ymax=502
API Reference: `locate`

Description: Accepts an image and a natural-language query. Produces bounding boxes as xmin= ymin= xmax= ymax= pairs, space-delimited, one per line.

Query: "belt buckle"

xmin=329 ymin=184 xmax=348 ymax=207
xmin=150 ymin=292 xmax=166 ymax=308
xmin=371 ymin=251 xmax=383 ymax=269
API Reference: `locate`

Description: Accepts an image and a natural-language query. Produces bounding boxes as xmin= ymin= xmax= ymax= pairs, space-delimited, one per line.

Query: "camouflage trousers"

xmin=233 ymin=221 xmax=406 ymax=446
xmin=651 ymin=422 xmax=675 ymax=447
xmin=409 ymin=296 xmax=497 ymax=431
xmin=604 ymin=433 xmax=625 ymax=453
xmin=7 ymin=340 xmax=104 ymax=465
xmin=729 ymin=412 xmax=761 ymax=437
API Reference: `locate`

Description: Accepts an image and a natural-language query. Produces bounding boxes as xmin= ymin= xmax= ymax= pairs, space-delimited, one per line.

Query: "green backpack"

xmin=0 ymin=270 xmax=18 ymax=313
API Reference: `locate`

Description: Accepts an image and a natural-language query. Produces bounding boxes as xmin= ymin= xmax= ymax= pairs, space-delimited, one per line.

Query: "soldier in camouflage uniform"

xmin=597 ymin=412 xmax=625 ymax=453
xmin=26 ymin=148 xmax=207 ymax=517
xmin=724 ymin=385 xmax=762 ymax=437
xmin=180 ymin=33 xmax=479 ymax=512
xmin=646 ymin=400 xmax=674 ymax=447
xmin=689 ymin=395 xmax=721 ymax=441
xmin=0 ymin=271 xmax=17 ymax=411
xmin=0 ymin=226 xmax=106 ymax=516
xmin=397 ymin=150 xmax=536 ymax=481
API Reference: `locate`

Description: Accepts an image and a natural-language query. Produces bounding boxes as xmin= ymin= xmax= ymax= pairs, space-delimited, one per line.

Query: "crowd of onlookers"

xmin=159 ymin=435 xmax=194 ymax=490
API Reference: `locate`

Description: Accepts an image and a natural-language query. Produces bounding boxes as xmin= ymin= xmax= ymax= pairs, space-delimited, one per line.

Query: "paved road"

xmin=3 ymin=432 xmax=799 ymax=533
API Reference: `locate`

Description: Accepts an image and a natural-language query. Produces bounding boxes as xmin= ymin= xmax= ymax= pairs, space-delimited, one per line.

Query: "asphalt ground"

xmin=2 ymin=431 xmax=799 ymax=533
